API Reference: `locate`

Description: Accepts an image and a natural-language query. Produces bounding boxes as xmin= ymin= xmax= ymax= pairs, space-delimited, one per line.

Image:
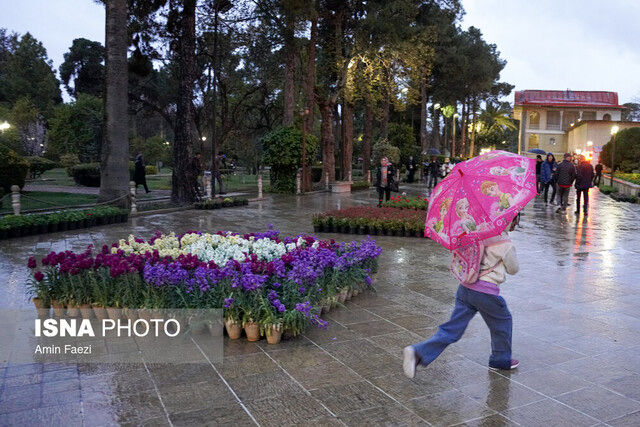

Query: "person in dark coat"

xmin=134 ymin=154 xmax=150 ymax=193
xmin=555 ymin=153 xmax=576 ymax=213
xmin=427 ymin=157 xmax=440 ymax=189
xmin=375 ymin=157 xmax=395 ymax=207
xmin=406 ymin=156 xmax=417 ymax=183
xmin=593 ymin=162 xmax=603 ymax=187
xmin=535 ymin=155 xmax=543 ymax=194
xmin=541 ymin=153 xmax=558 ymax=204
xmin=575 ymin=155 xmax=594 ymax=215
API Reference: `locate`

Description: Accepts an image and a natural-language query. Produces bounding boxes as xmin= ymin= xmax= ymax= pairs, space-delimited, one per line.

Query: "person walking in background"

xmin=375 ymin=157 xmax=395 ymax=207
xmin=213 ymin=153 xmax=225 ymax=194
xmin=192 ymin=152 xmax=203 ymax=193
xmin=594 ymin=161 xmax=603 ymax=187
xmin=407 ymin=156 xmax=417 ymax=183
xmin=441 ymin=157 xmax=453 ymax=178
xmin=134 ymin=153 xmax=150 ymax=193
xmin=427 ymin=157 xmax=440 ymax=189
xmin=575 ymin=155 xmax=594 ymax=215
xmin=541 ymin=153 xmax=558 ymax=204
xmin=535 ymin=155 xmax=543 ymax=194
xmin=555 ymin=153 xmax=576 ymax=213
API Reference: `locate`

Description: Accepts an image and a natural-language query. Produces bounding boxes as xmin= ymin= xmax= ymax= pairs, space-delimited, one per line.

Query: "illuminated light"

xmin=587 ymin=140 xmax=593 ymax=146
xmin=433 ymin=103 xmax=441 ymax=110
xmin=201 ymin=136 xmax=207 ymax=141
xmin=611 ymin=125 xmax=619 ymax=135
xmin=0 ymin=121 xmax=10 ymax=131
xmin=575 ymin=149 xmax=582 ymax=155
xmin=570 ymin=122 xmax=575 ymax=127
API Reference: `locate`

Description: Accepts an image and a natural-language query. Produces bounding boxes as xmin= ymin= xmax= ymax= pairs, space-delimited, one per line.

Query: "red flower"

xmin=27 ymin=257 xmax=37 ymax=269
xmin=34 ymin=271 xmax=44 ymax=282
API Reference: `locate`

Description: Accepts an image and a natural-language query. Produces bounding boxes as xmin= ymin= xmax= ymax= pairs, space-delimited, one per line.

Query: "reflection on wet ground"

xmin=1 ymin=186 xmax=640 ymax=425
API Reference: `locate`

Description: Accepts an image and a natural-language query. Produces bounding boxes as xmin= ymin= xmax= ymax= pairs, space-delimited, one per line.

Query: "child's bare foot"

xmin=403 ymin=346 xmax=418 ymax=378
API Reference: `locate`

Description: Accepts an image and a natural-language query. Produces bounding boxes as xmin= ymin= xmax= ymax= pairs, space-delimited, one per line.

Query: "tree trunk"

xmin=319 ymin=101 xmax=335 ymax=182
xmin=363 ymin=101 xmax=373 ymax=177
xmin=171 ymin=0 xmax=197 ymax=204
xmin=99 ymin=0 xmax=129 ymax=207
xmin=380 ymin=100 xmax=390 ymax=140
xmin=432 ymin=107 xmax=440 ymax=150
xmin=301 ymin=14 xmax=316 ymax=191
xmin=282 ymin=12 xmax=295 ymax=126
xmin=460 ymin=99 xmax=467 ymax=158
xmin=419 ymin=78 xmax=428 ymax=153
xmin=470 ymin=99 xmax=477 ymax=157
xmin=341 ymin=100 xmax=353 ymax=181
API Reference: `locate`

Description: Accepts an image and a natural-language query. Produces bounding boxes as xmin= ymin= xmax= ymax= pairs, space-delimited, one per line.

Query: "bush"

xmin=600 ymin=128 xmax=640 ymax=172
xmin=372 ymin=139 xmax=400 ymax=167
xmin=25 ymin=156 xmax=58 ymax=178
xmin=610 ymin=192 xmax=638 ymax=203
xmin=598 ymin=185 xmax=617 ymax=195
xmin=145 ymin=165 xmax=158 ymax=175
xmin=388 ymin=123 xmax=420 ymax=166
xmin=0 ymin=144 xmax=29 ymax=192
xmin=70 ymin=163 xmax=101 ymax=187
xmin=351 ymin=181 xmax=370 ymax=191
xmin=60 ymin=153 xmax=80 ymax=176
xmin=615 ymin=173 xmax=640 ymax=185
xmin=262 ymin=126 xmax=318 ymax=193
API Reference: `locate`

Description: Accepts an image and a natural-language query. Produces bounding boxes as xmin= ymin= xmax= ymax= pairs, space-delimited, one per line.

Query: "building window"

xmin=529 ymin=112 xmax=540 ymax=129
xmin=549 ymin=137 xmax=556 ymax=146
xmin=546 ymin=111 xmax=561 ymax=130
xmin=582 ymin=111 xmax=596 ymax=120
xmin=602 ymin=113 xmax=611 ymax=121
xmin=528 ymin=134 xmax=539 ymax=149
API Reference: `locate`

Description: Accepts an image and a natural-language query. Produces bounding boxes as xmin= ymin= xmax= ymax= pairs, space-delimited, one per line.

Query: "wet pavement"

xmin=1 ymin=185 xmax=640 ymax=426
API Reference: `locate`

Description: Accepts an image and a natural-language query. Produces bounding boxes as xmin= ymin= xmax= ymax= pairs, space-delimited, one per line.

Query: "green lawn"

xmin=28 ymin=168 xmax=76 ymax=186
xmin=1 ymin=191 xmax=98 ymax=214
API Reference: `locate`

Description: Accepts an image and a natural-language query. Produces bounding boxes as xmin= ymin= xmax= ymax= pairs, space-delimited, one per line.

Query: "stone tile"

xmin=502 ymin=398 xmax=599 ymax=426
xmin=310 ymin=381 xmax=394 ymax=415
xmin=303 ymin=321 xmax=361 ymax=344
xmin=4 ymin=363 xmax=42 ymax=378
xmin=41 ymin=388 xmax=82 ymax=406
xmin=339 ymin=402 xmax=427 ymax=426
xmin=388 ymin=314 xmax=440 ymax=331
xmin=103 ymin=389 xmax=167 ymax=423
xmin=511 ymin=367 xmax=591 ymax=397
xmin=0 ymin=402 xmax=84 ymax=426
xmin=555 ymin=385 xmax=640 ymax=422
xmin=287 ymin=360 xmax=362 ymax=390
xmin=169 ymin=404 xmax=255 ymax=426
xmin=459 ymin=375 xmax=545 ymax=412
xmin=214 ymin=352 xmax=280 ymax=380
xmin=326 ymin=307 xmax=379 ymax=325
xmin=407 ymin=389 xmax=496 ymax=426
xmin=227 ymin=370 xmax=301 ymax=401
xmin=147 ymin=362 xmax=215 ymax=386
xmin=601 ymin=373 xmax=640 ymax=401
xmin=458 ymin=413 xmax=520 ymax=426
xmin=158 ymin=379 xmax=237 ymax=414
xmin=368 ymin=373 xmax=441 ymax=402
xmin=267 ymin=346 xmax=335 ymax=371
xmin=367 ymin=330 xmax=429 ymax=359
xmin=608 ymin=410 xmax=640 ymax=427
xmin=122 ymin=416 xmax=171 ymax=426
xmin=245 ymin=390 xmax=331 ymax=427
xmin=555 ymin=357 xmax=636 ymax=385
xmin=345 ymin=319 xmax=402 ymax=338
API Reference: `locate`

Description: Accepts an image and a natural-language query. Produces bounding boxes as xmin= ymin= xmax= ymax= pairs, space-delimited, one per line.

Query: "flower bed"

xmin=194 ymin=196 xmax=249 ymax=209
xmin=0 ymin=206 xmax=128 ymax=240
xmin=312 ymin=207 xmax=425 ymax=237
xmin=27 ymin=228 xmax=381 ymax=344
xmin=381 ymin=195 xmax=429 ymax=210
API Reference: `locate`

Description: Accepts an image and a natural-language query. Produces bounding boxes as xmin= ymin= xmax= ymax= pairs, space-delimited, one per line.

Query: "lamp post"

xmin=609 ymin=125 xmax=619 ymax=185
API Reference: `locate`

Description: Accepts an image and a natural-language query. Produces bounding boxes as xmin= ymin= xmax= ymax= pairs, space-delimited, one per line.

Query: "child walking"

xmin=403 ymin=214 xmax=521 ymax=378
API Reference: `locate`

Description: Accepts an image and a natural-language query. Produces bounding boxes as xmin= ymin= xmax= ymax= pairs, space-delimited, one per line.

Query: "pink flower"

xmin=28 ymin=257 xmax=37 ymax=269
xmin=34 ymin=271 xmax=44 ymax=282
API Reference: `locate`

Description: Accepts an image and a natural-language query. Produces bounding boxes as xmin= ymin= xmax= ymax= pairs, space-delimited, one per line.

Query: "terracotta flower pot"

xmin=106 ymin=307 xmax=121 ymax=321
xmin=92 ymin=306 xmax=108 ymax=321
xmin=32 ymin=298 xmax=50 ymax=318
xmin=244 ymin=322 xmax=260 ymax=342
xmin=266 ymin=326 xmax=282 ymax=345
xmin=51 ymin=300 xmax=66 ymax=317
xmin=79 ymin=304 xmax=93 ymax=319
xmin=337 ymin=289 xmax=347 ymax=304
xmin=225 ymin=319 xmax=242 ymax=340
xmin=67 ymin=303 xmax=80 ymax=317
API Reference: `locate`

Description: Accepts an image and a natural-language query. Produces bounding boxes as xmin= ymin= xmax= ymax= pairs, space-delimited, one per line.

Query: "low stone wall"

xmin=603 ymin=174 xmax=640 ymax=197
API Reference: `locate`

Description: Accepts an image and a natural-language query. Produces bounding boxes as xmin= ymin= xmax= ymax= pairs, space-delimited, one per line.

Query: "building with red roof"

xmin=513 ymin=90 xmax=639 ymax=160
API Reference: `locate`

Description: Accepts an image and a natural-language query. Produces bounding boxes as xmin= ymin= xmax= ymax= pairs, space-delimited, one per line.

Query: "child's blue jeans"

xmin=412 ymin=285 xmax=512 ymax=369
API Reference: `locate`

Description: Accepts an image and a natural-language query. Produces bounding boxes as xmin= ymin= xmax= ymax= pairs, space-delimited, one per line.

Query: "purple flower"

xmin=295 ymin=301 xmax=312 ymax=316
xmin=365 ymin=276 xmax=372 ymax=285
xmin=298 ymin=287 xmax=306 ymax=294
xmin=224 ymin=297 xmax=234 ymax=308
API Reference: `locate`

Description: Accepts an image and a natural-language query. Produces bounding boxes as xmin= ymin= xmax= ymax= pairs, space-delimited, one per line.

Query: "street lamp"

xmin=201 ymin=136 xmax=207 ymax=141
xmin=0 ymin=121 xmax=10 ymax=132
xmin=586 ymin=140 xmax=593 ymax=147
xmin=610 ymin=125 xmax=619 ymax=185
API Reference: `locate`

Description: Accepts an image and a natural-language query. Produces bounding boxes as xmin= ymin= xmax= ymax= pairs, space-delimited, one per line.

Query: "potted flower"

xmin=311 ymin=214 xmax=324 ymax=233
xmin=222 ymin=295 xmax=242 ymax=339
xmin=348 ymin=217 xmax=359 ymax=234
xmin=222 ymin=197 xmax=233 ymax=208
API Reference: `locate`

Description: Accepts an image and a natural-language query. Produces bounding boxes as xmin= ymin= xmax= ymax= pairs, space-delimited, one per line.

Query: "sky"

xmin=0 ymin=0 xmax=639 ymax=103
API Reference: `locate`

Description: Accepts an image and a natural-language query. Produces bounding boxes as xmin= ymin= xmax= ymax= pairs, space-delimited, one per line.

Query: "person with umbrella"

xmin=403 ymin=151 xmax=537 ymax=378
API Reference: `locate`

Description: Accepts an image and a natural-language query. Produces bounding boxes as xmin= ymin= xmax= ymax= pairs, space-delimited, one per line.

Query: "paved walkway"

xmin=1 ymin=187 xmax=640 ymax=425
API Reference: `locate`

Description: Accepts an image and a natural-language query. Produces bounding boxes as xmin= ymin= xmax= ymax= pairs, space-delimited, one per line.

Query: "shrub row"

xmin=312 ymin=207 xmax=425 ymax=237
xmin=70 ymin=162 xmax=160 ymax=187
xmin=381 ymin=195 xmax=429 ymax=210
xmin=194 ymin=197 xmax=249 ymax=209
xmin=0 ymin=206 xmax=128 ymax=239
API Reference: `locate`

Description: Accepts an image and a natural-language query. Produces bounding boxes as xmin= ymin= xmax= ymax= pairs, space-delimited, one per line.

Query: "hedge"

xmin=0 ymin=144 xmax=29 ymax=192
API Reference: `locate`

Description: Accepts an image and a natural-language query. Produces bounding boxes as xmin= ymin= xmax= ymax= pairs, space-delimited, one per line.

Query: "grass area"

xmin=1 ymin=191 xmax=98 ymax=214
xmin=28 ymin=168 xmax=76 ymax=186
xmin=615 ymin=173 xmax=640 ymax=185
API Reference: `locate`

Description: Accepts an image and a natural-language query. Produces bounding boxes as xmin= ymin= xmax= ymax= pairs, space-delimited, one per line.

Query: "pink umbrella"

xmin=424 ymin=150 xmax=537 ymax=250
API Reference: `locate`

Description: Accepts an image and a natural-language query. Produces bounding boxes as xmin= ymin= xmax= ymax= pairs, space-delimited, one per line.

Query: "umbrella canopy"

xmin=528 ymin=148 xmax=547 ymax=155
xmin=426 ymin=148 xmax=441 ymax=155
xmin=424 ymin=150 xmax=537 ymax=250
